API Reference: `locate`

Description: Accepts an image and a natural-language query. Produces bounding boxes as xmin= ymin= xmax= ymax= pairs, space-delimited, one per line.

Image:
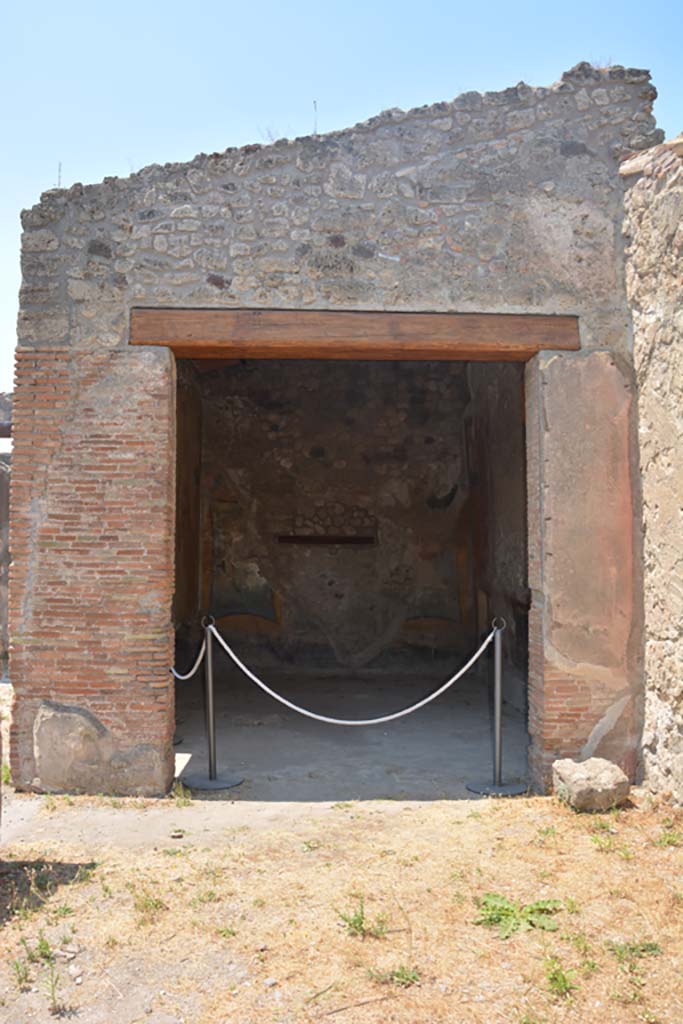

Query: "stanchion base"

xmin=466 ymin=780 xmax=527 ymax=797
xmin=180 ymin=772 xmax=244 ymax=792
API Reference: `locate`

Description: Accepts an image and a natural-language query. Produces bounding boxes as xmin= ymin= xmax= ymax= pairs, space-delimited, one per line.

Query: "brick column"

xmin=9 ymin=345 xmax=176 ymax=795
xmin=525 ymin=350 xmax=643 ymax=789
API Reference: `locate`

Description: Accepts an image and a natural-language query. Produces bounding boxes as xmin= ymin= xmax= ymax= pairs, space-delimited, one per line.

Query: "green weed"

xmin=338 ymin=896 xmax=387 ymax=939
xmin=171 ymin=780 xmax=192 ymax=807
xmin=192 ymin=889 xmax=220 ymax=907
xmin=370 ymin=965 xmax=420 ymax=987
xmin=474 ymin=893 xmax=563 ymax=939
xmin=591 ymin=834 xmax=633 ymax=859
xmin=11 ymin=959 xmax=30 ymax=991
xmin=545 ymin=956 xmax=576 ymax=998
xmin=608 ymin=940 xmax=662 ymax=964
xmin=44 ymin=959 xmax=64 ymax=1016
xmin=653 ymin=830 xmax=682 ymax=848
xmin=49 ymin=903 xmax=74 ymax=921
xmin=131 ymin=887 xmax=167 ymax=925
xmin=21 ymin=931 xmax=53 ymax=964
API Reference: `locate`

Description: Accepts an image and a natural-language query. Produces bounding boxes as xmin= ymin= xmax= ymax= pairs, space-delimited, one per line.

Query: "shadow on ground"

xmin=0 ymin=858 xmax=96 ymax=927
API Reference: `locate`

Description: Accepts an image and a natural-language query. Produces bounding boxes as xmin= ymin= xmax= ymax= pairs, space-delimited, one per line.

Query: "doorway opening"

xmin=173 ymin=357 xmax=529 ymax=799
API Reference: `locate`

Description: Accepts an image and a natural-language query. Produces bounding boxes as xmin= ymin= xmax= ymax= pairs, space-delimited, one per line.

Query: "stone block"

xmin=33 ymin=701 xmax=169 ymax=796
xmin=552 ymin=756 xmax=630 ymax=811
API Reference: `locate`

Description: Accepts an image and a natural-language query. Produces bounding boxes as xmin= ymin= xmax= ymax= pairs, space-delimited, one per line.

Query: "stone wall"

xmin=622 ymin=138 xmax=683 ymax=801
xmin=10 ymin=63 xmax=661 ymax=793
xmin=0 ymin=459 xmax=9 ymax=675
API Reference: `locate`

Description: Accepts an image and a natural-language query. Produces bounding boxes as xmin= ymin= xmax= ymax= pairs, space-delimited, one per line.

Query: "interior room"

xmin=173 ymin=356 xmax=529 ymax=799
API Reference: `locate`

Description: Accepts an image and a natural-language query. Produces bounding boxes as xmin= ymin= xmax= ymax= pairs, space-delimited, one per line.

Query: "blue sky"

xmin=0 ymin=0 xmax=680 ymax=400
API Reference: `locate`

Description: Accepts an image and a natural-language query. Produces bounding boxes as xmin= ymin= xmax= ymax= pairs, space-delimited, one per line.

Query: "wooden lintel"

xmin=130 ymin=308 xmax=580 ymax=361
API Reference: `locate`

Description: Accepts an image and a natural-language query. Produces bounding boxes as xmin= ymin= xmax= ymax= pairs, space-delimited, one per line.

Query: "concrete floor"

xmin=175 ymin=658 xmax=529 ymax=800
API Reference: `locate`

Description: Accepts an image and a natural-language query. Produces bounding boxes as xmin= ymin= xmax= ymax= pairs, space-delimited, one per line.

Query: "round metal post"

xmin=466 ymin=618 xmax=526 ymax=798
xmin=493 ymin=624 xmax=503 ymax=787
xmin=179 ymin=616 xmax=244 ymax=792
xmin=205 ymin=621 xmax=217 ymax=781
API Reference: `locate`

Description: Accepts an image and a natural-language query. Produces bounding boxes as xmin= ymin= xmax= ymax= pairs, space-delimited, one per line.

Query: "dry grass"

xmin=1 ymin=795 xmax=683 ymax=1022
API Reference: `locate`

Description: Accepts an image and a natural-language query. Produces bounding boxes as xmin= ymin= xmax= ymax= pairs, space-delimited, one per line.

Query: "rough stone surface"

xmin=9 ymin=64 xmax=661 ymax=794
xmin=526 ymin=350 xmax=641 ymax=784
xmin=552 ymin=756 xmax=630 ymax=811
xmin=622 ymin=137 xmax=683 ymax=802
xmin=33 ymin=701 xmax=168 ymax=795
xmin=0 ymin=460 xmax=9 ymax=675
xmin=0 ymin=392 xmax=11 ymax=436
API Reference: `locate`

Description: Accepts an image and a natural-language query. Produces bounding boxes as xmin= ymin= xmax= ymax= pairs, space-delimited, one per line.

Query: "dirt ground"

xmin=1 ymin=787 xmax=682 ymax=1024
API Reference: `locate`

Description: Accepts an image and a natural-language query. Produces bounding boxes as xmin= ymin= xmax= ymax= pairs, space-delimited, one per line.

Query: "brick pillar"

xmin=525 ymin=350 xmax=643 ymax=789
xmin=9 ymin=345 xmax=176 ymax=795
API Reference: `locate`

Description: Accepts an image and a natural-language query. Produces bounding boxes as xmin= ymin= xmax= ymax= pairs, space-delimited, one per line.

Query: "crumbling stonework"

xmin=622 ymin=137 xmax=683 ymax=801
xmin=10 ymin=63 xmax=662 ymax=794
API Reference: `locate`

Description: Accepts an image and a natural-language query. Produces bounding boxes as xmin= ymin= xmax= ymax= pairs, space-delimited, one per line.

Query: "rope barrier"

xmin=170 ymin=636 xmax=207 ymax=680
xmin=170 ymin=616 xmax=523 ymax=795
xmin=208 ymin=623 xmax=496 ymax=726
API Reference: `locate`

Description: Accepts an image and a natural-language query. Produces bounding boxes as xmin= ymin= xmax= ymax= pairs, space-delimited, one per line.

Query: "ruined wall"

xmin=622 ymin=138 xmax=683 ymax=800
xmin=191 ymin=359 xmax=476 ymax=668
xmin=0 ymin=460 xmax=9 ymax=676
xmin=11 ymin=63 xmax=661 ymax=792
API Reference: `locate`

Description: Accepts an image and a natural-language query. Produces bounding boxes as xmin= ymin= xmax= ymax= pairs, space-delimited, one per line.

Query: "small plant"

xmin=591 ymin=817 xmax=616 ymax=834
xmin=50 ymin=903 xmax=74 ymax=920
xmin=11 ymin=959 xmax=30 ymax=991
xmin=608 ymin=940 xmax=662 ymax=964
xmin=217 ymin=926 xmax=237 ymax=938
xmin=1 ymin=761 xmax=10 ymax=784
xmin=591 ymin=834 xmax=633 ymax=859
xmin=44 ymin=959 xmax=63 ymax=1016
xmin=591 ymin=833 xmax=616 ymax=852
xmin=563 ymin=930 xmax=592 ymax=957
xmin=564 ymin=897 xmax=579 ymax=914
xmin=653 ymin=829 xmax=682 ymax=848
xmin=192 ymin=889 xmax=219 ymax=907
xmin=172 ymin=780 xmax=192 ymax=807
xmin=72 ymin=863 xmax=97 ymax=885
xmin=338 ymin=896 xmax=387 ymax=939
xmin=303 ymin=839 xmax=322 ymax=851
xmin=132 ymin=887 xmax=167 ymax=925
xmin=535 ymin=825 xmax=557 ymax=845
xmin=21 ymin=931 xmax=53 ymax=964
xmin=475 ymin=893 xmax=563 ymax=939
xmin=369 ymin=964 xmax=421 ymax=987
xmin=545 ymin=956 xmax=576 ymax=999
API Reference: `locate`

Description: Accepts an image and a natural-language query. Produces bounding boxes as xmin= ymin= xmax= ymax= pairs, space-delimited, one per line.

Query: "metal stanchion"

xmin=467 ymin=617 xmax=526 ymax=798
xmin=180 ymin=616 xmax=244 ymax=792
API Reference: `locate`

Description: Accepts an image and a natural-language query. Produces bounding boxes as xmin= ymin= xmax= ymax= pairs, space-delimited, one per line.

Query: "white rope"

xmin=209 ymin=624 xmax=496 ymax=726
xmin=171 ymin=637 xmax=207 ymax=680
